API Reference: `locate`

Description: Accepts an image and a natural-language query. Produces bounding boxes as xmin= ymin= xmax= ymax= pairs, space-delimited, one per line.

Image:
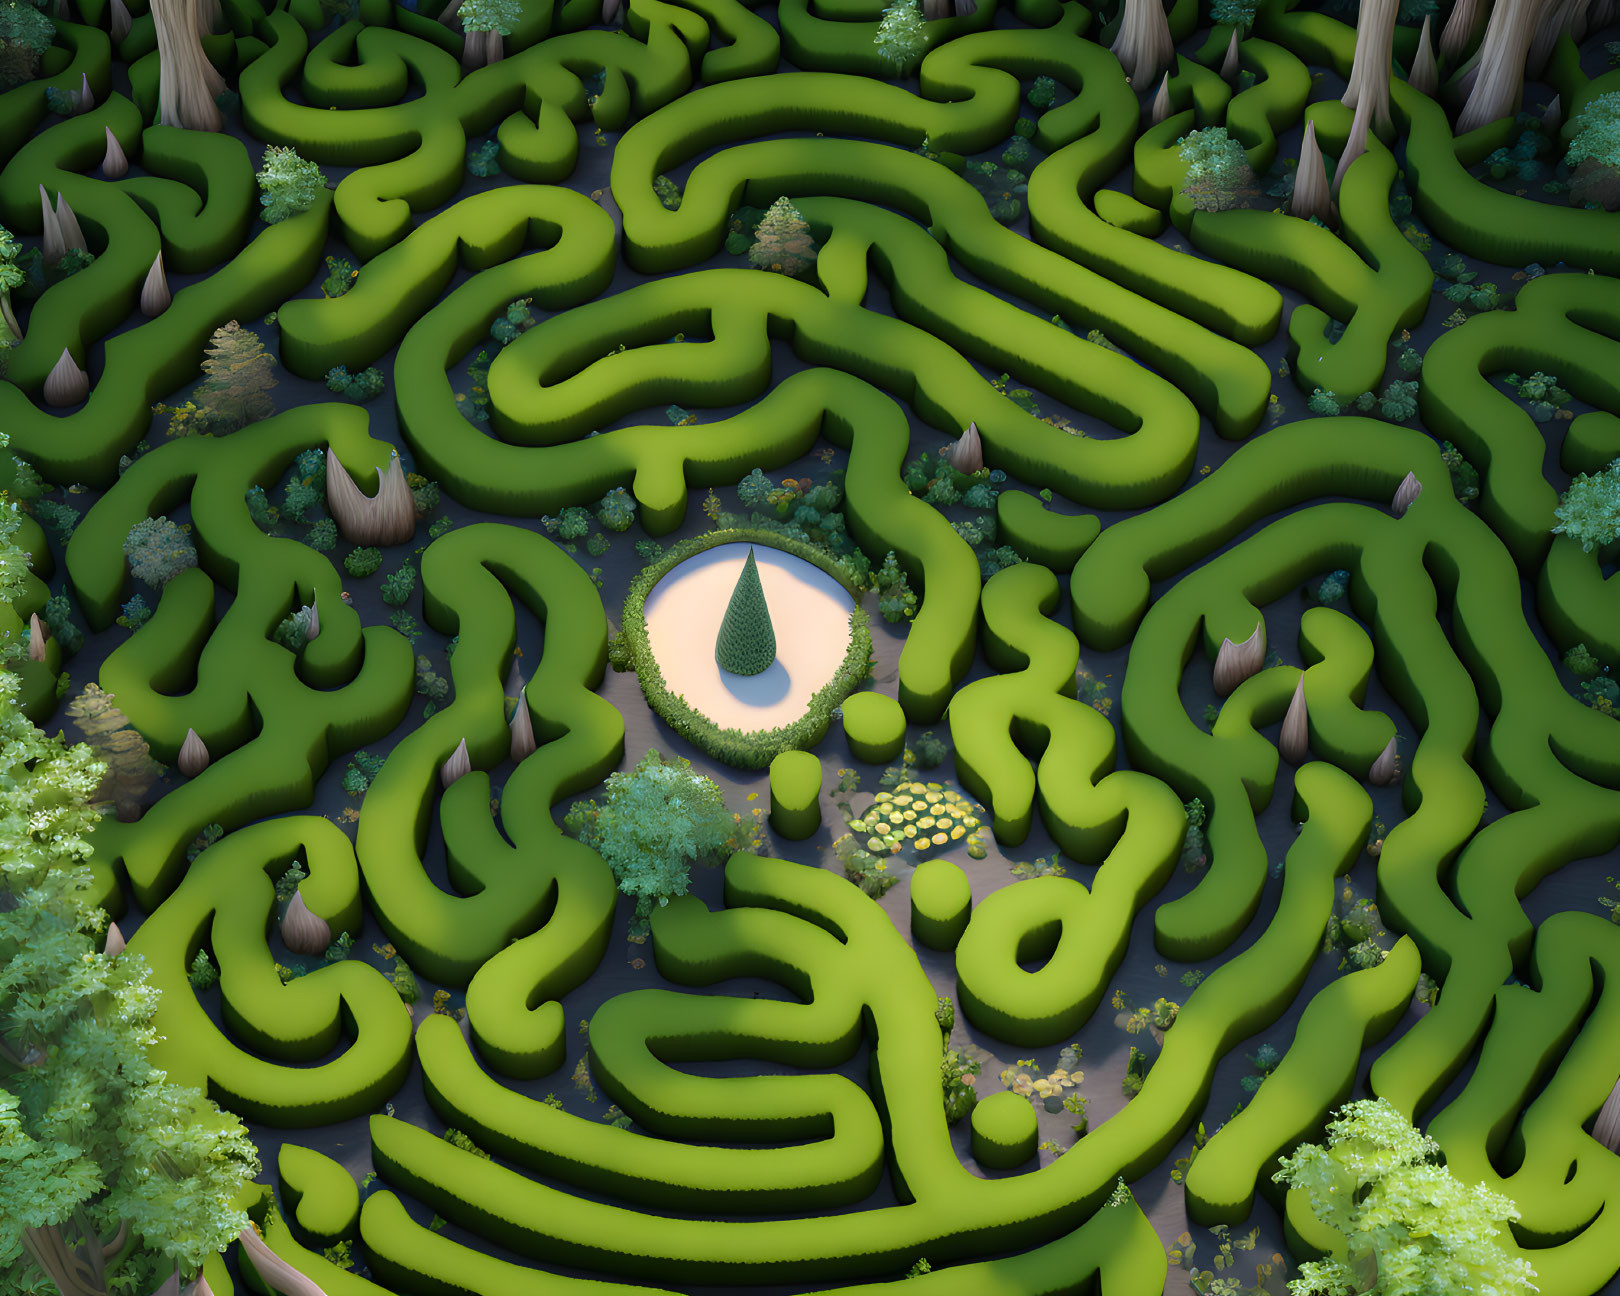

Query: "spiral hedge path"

xmin=5 ymin=0 xmax=1620 ymax=1287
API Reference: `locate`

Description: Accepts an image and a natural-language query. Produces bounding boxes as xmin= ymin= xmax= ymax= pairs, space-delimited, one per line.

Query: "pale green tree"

xmin=1273 ymin=1097 xmax=1537 ymax=1296
xmin=0 ymin=656 xmax=262 ymax=1296
xmin=564 ymin=750 xmax=755 ymax=921
xmin=874 ymin=0 xmax=927 ymax=75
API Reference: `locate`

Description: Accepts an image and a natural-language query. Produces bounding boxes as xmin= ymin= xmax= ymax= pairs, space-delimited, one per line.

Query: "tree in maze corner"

xmin=0 ymin=518 xmax=261 ymax=1295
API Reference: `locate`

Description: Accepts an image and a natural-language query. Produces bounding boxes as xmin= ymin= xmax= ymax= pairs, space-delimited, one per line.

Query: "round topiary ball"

xmin=769 ymin=749 xmax=822 ymax=840
xmin=842 ymin=691 xmax=905 ymax=763
xmin=970 ymin=1090 xmax=1038 ymax=1170
xmin=910 ymin=858 xmax=972 ymax=951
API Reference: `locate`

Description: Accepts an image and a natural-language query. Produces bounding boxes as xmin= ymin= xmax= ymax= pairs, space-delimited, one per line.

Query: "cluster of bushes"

xmin=1564 ymin=642 xmax=1617 ymax=716
xmin=1305 ymin=381 xmax=1422 ymax=422
xmin=256 ymin=146 xmax=326 ymax=224
xmin=1564 ymin=90 xmax=1619 ymax=210
xmin=326 ymin=366 xmax=386 ymax=401
xmin=1553 ymin=456 xmax=1620 ymax=554
xmin=1433 ymin=254 xmax=1504 ymax=313
xmin=152 ymin=322 xmax=278 ymax=437
xmin=618 ymin=530 xmax=874 ymax=768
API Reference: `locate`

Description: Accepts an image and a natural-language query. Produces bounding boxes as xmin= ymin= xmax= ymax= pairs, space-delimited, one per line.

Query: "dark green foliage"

xmin=653 ymin=174 xmax=682 ymax=210
xmin=380 ymin=564 xmax=417 ymax=607
xmin=325 ymin=365 xmax=386 ymax=401
xmin=1211 ymin=0 xmax=1257 ymax=26
xmin=1307 ymin=389 xmax=1341 ymax=416
xmin=33 ymin=498 xmax=80 ymax=544
xmin=1379 ymin=380 xmax=1420 ymax=422
xmin=715 ymin=548 xmax=777 ymax=675
xmin=245 ymin=486 xmax=278 ymax=531
xmin=415 ymin=655 xmax=450 ymax=705
xmin=42 ymin=591 xmax=82 ymax=654
xmin=913 ymin=731 xmax=947 ymax=768
xmin=1001 ymin=136 xmax=1033 ymax=168
xmin=597 ymin=486 xmax=636 ymax=531
xmin=321 ymin=255 xmax=357 ymax=299
xmin=1179 ymin=798 xmax=1208 ymax=873
xmin=282 ymin=478 xmax=319 ymax=523
xmin=409 ymin=476 xmax=440 ymax=517
xmin=1013 ymin=116 xmax=1036 ymax=140
xmin=1565 ymin=643 xmax=1602 ymax=678
xmin=345 ymin=546 xmax=382 ymax=577
xmin=307 ymin=518 xmax=338 ymax=552
xmin=117 ymin=595 xmax=152 ymax=632
xmin=1396 ymin=345 xmax=1423 ymax=374
xmin=189 ymin=949 xmax=219 ymax=990
xmin=875 ymin=550 xmax=917 ymax=623
xmin=1440 ymin=442 xmax=1480 ymax=503
xmin=1027 ymin=75 xmax=1057 ymax=109
xmin=342 ymin=749 xmax=386 ymax=797
xmin=466 ymin=138 xmax=502 ymax=177
xmin=585 ymin=532 xmax=610 ymax=558
xmin=489 ymin=298 xmax=535 ymax=344
xmin=547 ymin=506 xmax=592 ymax=541
xmin=1316 ymin=569 xmax=1350 ymax=602
xmin=273 ymin=607 xmax=314 ymax=652
xmin=0 ymin=0 xmax=54 ymax=90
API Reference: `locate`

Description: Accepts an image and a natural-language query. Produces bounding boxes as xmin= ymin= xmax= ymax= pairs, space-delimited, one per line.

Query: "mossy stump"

xmin=715 ymin=547 xmax=776 ymax=676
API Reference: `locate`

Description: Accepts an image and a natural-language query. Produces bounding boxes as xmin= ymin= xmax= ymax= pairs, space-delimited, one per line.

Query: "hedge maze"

xmin=4 ymin=0 xmax=1620 ymax=1287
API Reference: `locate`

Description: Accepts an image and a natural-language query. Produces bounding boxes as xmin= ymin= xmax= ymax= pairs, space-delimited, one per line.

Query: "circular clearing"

xmin=644 ymin=542 xmax=856 ymax=733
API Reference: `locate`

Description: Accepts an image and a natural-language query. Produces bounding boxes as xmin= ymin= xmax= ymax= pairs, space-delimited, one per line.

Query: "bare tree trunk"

xmin=1332 ymin=92 xmax=1374 ymax=195
xmin=196 ymin=0 xmax=221 ymax=34
xmin=1408 ymin=14 xmax=1439 ymax=94
xmin=1291 ymin=118 xmax=1336 ymax=223
xmin=1111 ymin=0 xmax=1174 ymax=88
xmin=1457 ymin=0 xmax=1548 ymax=132
xmin=1342 ymin=0 xmax=1398 ymax=135
xmin=485 ymin=30 xmax=504 ymax=61
xmin=1525 ymin=0 xmax=1588 ymax=76
xmin=152 ymin=0 xmax=225 ymax=130
xmin=461 ymin=26 xmax=487 ymax=69
xmin=1440 ymin=0 xmax=1489 ymax=64
xmin=1 ymin=290 xmax=21 ymax=344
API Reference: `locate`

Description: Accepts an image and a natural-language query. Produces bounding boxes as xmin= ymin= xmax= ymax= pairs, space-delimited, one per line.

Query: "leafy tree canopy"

xmin=564 ymin=750 xmax=753 ymax=919
xmin=1273 ymin=1097 xmax=1536 ymax=1296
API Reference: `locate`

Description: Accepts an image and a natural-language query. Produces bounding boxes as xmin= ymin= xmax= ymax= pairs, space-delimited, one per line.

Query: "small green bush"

xmin=1553 ymin=459 xmax=1620 ymax=553
xmin=345 ymin=546 xmax=382 ymax=578
xmin=379 ymin=564 xmax=417 ymax=607
xmin=124 ymin=516 xmax=197 ymax=587
xmin=256 ymin=146 xmax=326 ymax=224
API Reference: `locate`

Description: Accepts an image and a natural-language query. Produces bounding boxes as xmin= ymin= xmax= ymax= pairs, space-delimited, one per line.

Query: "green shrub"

xmin=874 ymin=0 xmax=926 ymax=75
xmin=1178 ymin=127 xmax=1256 ymax=212
xmin=597 ymin=487 xmax=636 ymax=531
xmin=245 ymin=486 xmax=278 ymax=532
xmin=1307 ymin=389 xmax=1342 ymax=415
xmin=117 ymin=595 xmax=152 ymax=632
xmin=466 ymin=138 xmax=501 ymax=177
xmin=344 ymin=546 xmax=382 ymax=578
xmin=1027 ymin=75 xmax=1057 ymax=109
xmin=325 ymin=366 xmax=386 ymax=401
xmin=1564 ymin=643 xmax=1602 ymax=678
xmin=1553 ymin=459 xmax=1620 ymax=552
xmin=256 ymin=146 xmax=326 ymax=224
xmin=307 ymin=518 xmax=337 ymax=552
xmin=40 ymin=592 xmax=81 ymax=654
xmin=912 ymin=730 xmax=948 ymax=768
xmin=124 ymin=516 xmax=197 ymax=587
xmin=379 ymin=565 xmax=417 ymax=607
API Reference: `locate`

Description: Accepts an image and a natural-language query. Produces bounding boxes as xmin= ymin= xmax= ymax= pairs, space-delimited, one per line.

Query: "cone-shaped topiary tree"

xmin=715 ymin=548 xmax=776 ymax=676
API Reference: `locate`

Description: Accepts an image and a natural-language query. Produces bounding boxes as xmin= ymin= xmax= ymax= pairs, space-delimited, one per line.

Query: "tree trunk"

xmin=1 ymin=290 xmax=21 ymax=345
xmin=151 ymin=0 xmax=225 ymax=130
xmin=1341 ymin=0 xmax=1398 ymax=136
xmin=1440 ymin=0 xmax=1488 ymax=64
xmin=461 ymin=26 xmax=487 ymax=69
xmin=1110 ymin=0 xmax=1174 ymax=89
xmin=20 ymin=1218 xmax=118 ymax=1296
xmin=1456 ymin=0 xmax=1548 ymax=132
xmin=1525 ymin=0 xmax=1588 ymax=76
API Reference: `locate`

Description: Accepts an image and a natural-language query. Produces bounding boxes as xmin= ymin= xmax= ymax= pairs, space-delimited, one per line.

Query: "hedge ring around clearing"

xmin=618 ymin=528 xmax=874 ymax=770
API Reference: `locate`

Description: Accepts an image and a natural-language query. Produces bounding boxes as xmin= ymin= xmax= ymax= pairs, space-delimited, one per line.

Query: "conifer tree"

xmin=715 ymin=547 xmax=776 ymax=675
xmin=63 ymin=683 xmax=161 ymax=821
xmin=874 ymin=0 xmax=927 ymax=76
xmin=748 ymin=197 xmax=818 ymax=278
xmin=194 ymin=320 xmax=277 ymax=433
